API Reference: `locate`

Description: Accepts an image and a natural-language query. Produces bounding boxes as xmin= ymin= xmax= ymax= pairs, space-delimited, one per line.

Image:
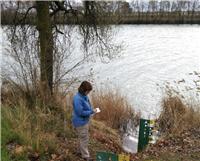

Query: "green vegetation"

xmin=1 ymin=108 xmax=26 ymax=161
xmin=1 ymin=81 xmax=200 ymax=161
xmin=1 ymin=91 xmax=125 ymax=161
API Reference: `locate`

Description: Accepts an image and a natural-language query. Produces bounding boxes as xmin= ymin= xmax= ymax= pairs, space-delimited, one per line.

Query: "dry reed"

xmin=91 ymin=87 xmax=140 ymax=130
xmin=158 ymin=96 xmax=200 ymax=135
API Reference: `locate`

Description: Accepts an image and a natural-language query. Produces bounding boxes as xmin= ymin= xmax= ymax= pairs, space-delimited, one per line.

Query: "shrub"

xmin=158 ymin=96 xmax=200 ymax=135
xmin=91 ymin=87 xmax=140 ymax=132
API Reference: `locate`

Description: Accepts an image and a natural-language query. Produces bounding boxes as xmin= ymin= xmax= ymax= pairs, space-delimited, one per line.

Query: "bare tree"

xmin=148 ymin=0 xmax=158 ymax=12
xmin=192 ymin=0 xmax=200 ymax=19
xmin=1 ymin=1 xmax=122 ymax=107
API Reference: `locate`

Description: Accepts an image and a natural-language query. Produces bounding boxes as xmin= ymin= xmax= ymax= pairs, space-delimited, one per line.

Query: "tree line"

xmin=1 ymin=0 xmax=200 ymax=25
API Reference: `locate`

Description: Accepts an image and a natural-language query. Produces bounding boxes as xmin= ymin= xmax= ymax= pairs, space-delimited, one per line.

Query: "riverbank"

xmin=1 ymin=11 xmax=200 ymax=25
xmin=135 ymin=95 xmax=200 ymax=161
xmin=2 ymin=113 xmax=200 ymax=161
xmin=136 ymin=127 xmax=200 ymax=161
xmin=1 ymin=111 xmax=124 ymax=161
xmin=1 ymin=88 xmax=134 ymax=161
xmin=1 ymin=86 xmax=200 ymax=161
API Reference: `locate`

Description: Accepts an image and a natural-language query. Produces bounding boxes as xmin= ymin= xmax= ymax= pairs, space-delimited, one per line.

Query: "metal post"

xmin=137 ymin=119 xmax=150 ymax=152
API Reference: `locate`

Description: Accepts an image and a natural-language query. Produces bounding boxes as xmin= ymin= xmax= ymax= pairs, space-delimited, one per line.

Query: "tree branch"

xmin=19 ymin=6 xmax=36 ymax=24
xmin=53 ymin=24 xmax=64 ymax=34
xmin=53 ymin=58 xmax=87 ymax=86
xmin=50 ymin=1 xmax=80 ymax=17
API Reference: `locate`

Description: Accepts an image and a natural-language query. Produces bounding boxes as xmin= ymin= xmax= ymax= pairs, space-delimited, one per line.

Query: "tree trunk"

xmin=36 ymin=1 xmax=53 ymax=97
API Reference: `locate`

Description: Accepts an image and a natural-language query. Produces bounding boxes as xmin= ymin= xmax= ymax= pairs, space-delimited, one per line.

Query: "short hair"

xmin=78 ymin=81 xmax=93 ymax=95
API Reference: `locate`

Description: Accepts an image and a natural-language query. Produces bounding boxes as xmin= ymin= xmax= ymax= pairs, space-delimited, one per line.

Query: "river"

xmin=85 ymin=25 xmax=200 ymax=118
xmin=1 ymin=25 xmax=200 ymax=117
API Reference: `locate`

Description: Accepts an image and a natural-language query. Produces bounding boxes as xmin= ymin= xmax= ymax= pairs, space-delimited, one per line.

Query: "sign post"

xmin=137 ymin=119 xmax=151 ymax=152
xmin=96 ymin=151 xmax=118 ymax=161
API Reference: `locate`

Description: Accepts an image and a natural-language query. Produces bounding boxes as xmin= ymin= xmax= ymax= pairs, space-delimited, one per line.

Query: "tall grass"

xmin=91 ymin=87 xmax=140 ymax=131
xmin=2 ymin=105 xmax=57 ymax=152
xmin=1 ymin=83 xmax=140 ymax=159
xmin=158 ymin=95 xmax=200 ymax=135
xmin=1 ymin=84 xmax=73 ymax=153
xmin=1 ymin=110 xmax=22 ymax=161
xmin=2 ymin=80 xmax=140 ymax=133
xmin=158 ymin=73 xmax=200 ymax=135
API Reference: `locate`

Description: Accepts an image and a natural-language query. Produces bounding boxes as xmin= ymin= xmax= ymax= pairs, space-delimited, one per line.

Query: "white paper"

xmin=95 ymin=107 xmax=101 ymax=113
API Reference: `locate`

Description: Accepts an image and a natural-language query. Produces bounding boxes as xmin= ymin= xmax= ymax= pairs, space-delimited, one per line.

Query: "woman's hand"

xmin=93 ymin=107 xmax=101 ymax=113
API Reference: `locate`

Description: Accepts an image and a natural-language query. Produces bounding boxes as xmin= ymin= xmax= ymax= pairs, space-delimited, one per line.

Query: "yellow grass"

xmin=91 ymin=87 xmax=140 ymax=130
xmin=2 ymin=103 xmax=58 ymax=152
xmin=158 ymin=96 xmax=200 ymax=135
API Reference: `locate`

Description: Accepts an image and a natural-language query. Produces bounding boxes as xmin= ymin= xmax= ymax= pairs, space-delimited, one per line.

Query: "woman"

xmin=72 ymin=81 xmax=97 ymax=161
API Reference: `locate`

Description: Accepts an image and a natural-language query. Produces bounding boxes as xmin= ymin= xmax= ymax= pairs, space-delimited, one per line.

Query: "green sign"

xmin=96 ymin=151 xmax=118 ymax=161
xmin=137 ymin=118 xmax=151 ymax=152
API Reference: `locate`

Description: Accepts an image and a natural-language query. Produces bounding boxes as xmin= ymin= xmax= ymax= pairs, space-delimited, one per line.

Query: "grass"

xmin=1 ymin=105 xmax=124 ymax=160
xmin=158 ymin=96 xmax=200 ymax=135
xmin=1 ymin=116 xmax=13 ymax=161
xmin=136 ymin=93 xmax=200 ymax=161
xmin=2 ymin=82 xmax=200 ymax=161
xmin=1 ymin=93 xmax=125 ymax=161
xmin=1 ymin=107 xmax=27 ymax=161
xmin=91 ymin=87 xmax=140 ymax=131
xmin=1 ymin=103 xmax=66 ymax=160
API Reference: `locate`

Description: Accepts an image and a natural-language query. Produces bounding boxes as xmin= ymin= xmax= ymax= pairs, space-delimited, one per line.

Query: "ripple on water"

xmin=92 ymin=25 xmax=200 ymax=118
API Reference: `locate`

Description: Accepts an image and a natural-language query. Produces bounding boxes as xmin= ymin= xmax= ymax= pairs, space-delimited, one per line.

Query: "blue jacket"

xmin=72 ymin=92 xmax=94 ymax=127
